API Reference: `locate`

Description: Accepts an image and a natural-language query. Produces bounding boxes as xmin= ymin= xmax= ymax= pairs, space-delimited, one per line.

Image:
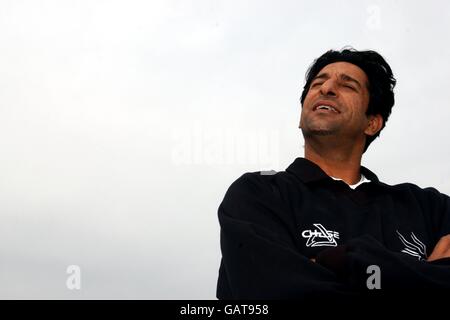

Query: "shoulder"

xmin=225 ymin=167 xmax=298 ymax=192
xmin=381 ymin=181 xmax=449 ymax=204
xmin=224 ymin=170 xmax=280 ymax=197
xmin=219 ymin=170 xmax=288 ymax=218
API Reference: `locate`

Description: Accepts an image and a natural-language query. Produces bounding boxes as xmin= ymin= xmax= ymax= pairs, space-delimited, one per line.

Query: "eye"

xmin=344 ymin=84 xmax=356 ymax=91
xmin=311 ymin=82 xmax=323 ymax=87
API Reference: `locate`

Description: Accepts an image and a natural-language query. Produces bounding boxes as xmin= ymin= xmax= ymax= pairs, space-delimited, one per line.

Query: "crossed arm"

xmin=428 ymin=234 xmax=450 ymax=261
xmin=311 ymin=234 xmax=450 ymax=262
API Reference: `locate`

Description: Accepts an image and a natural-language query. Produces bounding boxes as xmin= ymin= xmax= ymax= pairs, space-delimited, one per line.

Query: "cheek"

xmin=350 ymin=95 xmax=369 ymax=113
xmin=353 ymin=104 xmax=370 ymax=128
xmin=360 ymin=93 xmax=370 ymax=111
xmin=303 ymin=89 xmax=318 ymax=104
xmin=345 ymin=100 xmax=366 ymax=123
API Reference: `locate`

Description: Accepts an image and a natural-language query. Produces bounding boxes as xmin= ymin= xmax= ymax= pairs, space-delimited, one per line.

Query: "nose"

xmin=319 ymin=79 xmax=337 ymax=97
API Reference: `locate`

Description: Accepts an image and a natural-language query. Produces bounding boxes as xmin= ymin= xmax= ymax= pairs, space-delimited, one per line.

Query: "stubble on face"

xmin=299 ymin=98 xmax=343 ymax=140
xmin=300 ymin=118 xmax=341 ymax=137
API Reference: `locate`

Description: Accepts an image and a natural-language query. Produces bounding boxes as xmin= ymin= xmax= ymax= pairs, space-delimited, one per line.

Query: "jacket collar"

xmin=286 ymin=157 xmax=380 ymax=184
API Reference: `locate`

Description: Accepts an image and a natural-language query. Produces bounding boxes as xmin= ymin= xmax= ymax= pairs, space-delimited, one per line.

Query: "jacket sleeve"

xmin=426 ymin=187 xmax=450 ymax=241
xmin=316 ymin=188 xmax=450 ymax=294
xmin=316 ymin=234 xmax=450 ymax=294
xmin=216 ymin=173 xmax=353 ymax=300
xmin=316 ymin=187 xmax=450 ymax=295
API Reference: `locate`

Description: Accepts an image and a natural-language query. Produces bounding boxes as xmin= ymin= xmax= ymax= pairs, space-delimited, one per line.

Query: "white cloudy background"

xmin=0 ymin=0 xmax=449 ymax=299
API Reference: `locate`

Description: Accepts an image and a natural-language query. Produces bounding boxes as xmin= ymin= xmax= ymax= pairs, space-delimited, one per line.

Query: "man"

xmin=216 ymin=48 xmax=450 ymax=300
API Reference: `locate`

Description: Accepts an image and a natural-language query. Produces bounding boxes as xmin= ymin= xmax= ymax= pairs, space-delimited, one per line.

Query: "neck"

xmin=304 ymin=137 xmax=364 ymax=185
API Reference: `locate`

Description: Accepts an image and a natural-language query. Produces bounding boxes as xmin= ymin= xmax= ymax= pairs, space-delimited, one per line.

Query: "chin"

xmin=310 ymin=129 xmax=335 ymax=136
xmin=301 ymin=127 xmax=336 ymax=137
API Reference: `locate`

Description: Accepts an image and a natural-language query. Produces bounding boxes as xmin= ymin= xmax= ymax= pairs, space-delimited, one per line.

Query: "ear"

xmin=364 ymin=114 xmax=383 ymax=137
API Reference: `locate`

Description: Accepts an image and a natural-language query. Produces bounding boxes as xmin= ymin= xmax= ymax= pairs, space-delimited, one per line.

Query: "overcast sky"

xmin=0 ymin=0 xmax=449 ymax=299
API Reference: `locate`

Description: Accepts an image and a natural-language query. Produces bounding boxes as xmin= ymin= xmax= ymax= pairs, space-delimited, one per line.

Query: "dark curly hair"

xmin=300 ymin=48 xmax=396 ymax=152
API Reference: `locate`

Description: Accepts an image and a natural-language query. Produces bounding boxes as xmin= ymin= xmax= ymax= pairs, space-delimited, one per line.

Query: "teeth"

xmin=317 ymin=105 xmax=337 ymax=112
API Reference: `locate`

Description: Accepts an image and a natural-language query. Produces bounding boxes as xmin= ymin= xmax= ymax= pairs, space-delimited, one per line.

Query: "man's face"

xmin=299 ymin=62 xmax=372 ymax=141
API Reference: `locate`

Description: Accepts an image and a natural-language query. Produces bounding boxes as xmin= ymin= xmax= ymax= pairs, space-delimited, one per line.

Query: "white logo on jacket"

xmin=301 ymin=223 xmax=340 ymax=247
xmin=396 ymin=230 xmax=427 ymax=260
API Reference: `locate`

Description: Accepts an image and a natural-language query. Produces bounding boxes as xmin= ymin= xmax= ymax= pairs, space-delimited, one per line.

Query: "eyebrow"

xmin=312 ymin=72 xmax=363 ymax=89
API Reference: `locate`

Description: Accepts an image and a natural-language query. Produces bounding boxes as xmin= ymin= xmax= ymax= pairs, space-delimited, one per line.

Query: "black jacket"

xmin=216 ymin=157 xmax=450 ymax=300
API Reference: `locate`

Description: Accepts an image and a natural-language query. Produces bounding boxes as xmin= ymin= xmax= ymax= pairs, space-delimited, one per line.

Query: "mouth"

xmin=313 ymin=102 xmax=340 ymax=114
